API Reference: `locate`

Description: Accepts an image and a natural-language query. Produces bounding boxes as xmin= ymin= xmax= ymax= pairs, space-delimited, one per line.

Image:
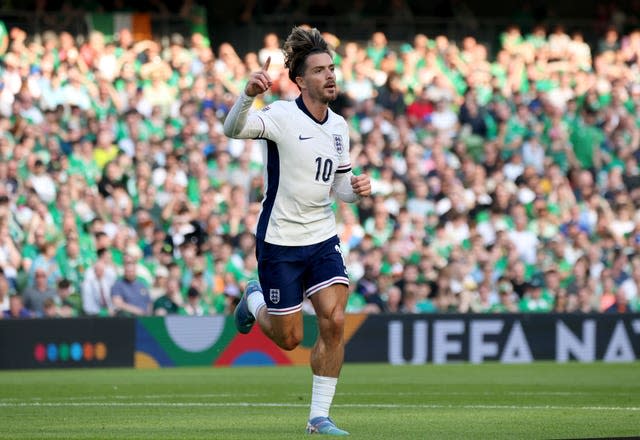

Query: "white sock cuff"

xmin=313 ymin=375 xmax=338 ymax=386
xmin=247 ymin=290 xmax=266 ymax=318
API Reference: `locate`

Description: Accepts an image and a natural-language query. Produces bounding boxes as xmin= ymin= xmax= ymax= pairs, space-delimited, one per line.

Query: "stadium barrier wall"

xmin=1 ymin=314 xmax=639 ymax=369
xmin=0 ymin=317 xmax=135 ymax=369
xmin=131 ymin=313 xmax=640 ymax=367
xmin=344 ymin=313 xmax=640 ymax=364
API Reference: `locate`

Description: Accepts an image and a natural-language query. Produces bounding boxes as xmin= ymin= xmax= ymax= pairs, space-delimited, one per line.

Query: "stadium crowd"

xmin=0 ymin=17 xmax=639 ymax=319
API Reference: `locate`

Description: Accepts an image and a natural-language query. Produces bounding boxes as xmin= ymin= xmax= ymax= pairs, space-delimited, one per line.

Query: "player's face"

xmin=300 ymin=52 xmax=337 ymax=104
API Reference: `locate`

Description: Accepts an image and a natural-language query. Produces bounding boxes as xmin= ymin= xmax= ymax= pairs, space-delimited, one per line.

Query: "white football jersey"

xmin=253 ymin=97 xmax=351 ymax=246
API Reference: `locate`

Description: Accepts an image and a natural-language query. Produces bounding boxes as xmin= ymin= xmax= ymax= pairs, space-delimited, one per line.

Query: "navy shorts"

xmin=256 ymin=235 xmax=349 ymax=315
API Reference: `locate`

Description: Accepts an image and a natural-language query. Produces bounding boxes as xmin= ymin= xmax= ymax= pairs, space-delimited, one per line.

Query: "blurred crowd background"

xmin=0 ymin=0 xmax=640 ymax=319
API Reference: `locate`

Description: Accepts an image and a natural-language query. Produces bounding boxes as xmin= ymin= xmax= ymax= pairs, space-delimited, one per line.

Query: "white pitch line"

xmin=0 ymin=402 xmax=638 ymax=412
xmin=0 ymin=391 xmax=631 ymax=403
xmin=335 ymin=391 xmax=612 ymax=397
xmin=112 ymin=394 xmax=245 ymax=400
xmin=0 ymin=393 xmax=260 ymax=402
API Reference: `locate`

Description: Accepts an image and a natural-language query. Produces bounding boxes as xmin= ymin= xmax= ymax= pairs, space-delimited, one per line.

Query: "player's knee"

xmin=330 ymin=309 xmax=345 ymax=331
xmin=277 ymin=333 xmax=302 ymax=351
xmin=323 ymin=309 xmax=345 ymax=341
xmin=273 ymin=327 xmax=302 ymax=351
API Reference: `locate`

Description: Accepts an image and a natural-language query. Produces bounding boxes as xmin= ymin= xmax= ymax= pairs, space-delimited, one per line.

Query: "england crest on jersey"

xmin=333 ymin=134 xmax=344 ymax=154
xmin=269 ymin=288 xmax=280 ymax=304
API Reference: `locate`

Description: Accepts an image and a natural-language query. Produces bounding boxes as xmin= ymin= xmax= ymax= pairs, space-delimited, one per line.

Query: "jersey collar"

xmin=295 ymin=96 xmax=329 ymax=125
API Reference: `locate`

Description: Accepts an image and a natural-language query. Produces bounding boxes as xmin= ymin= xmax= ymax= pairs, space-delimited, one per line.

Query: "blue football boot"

xmin=306 ymin=417 xmax=349 ymax=436
xmin=234 ymin=280 xmax=262 ymax=334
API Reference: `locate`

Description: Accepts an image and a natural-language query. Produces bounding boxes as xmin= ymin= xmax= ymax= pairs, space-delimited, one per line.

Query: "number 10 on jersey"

xmin=315 ymin=157 xmax=333 ymax=182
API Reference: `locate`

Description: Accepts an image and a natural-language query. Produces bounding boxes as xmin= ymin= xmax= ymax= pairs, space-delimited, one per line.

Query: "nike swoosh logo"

xmin=299 ymin=135 xmax=313 ymax=140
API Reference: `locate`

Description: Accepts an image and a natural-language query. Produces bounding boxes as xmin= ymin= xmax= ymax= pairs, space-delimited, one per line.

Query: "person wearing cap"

xmin=489 ymin=277 xmax=518 ymax=313
xmin=180 ymin=286 xmax=209 ymax=316
xmin=518 ymin=274 xmax=553 ymax=312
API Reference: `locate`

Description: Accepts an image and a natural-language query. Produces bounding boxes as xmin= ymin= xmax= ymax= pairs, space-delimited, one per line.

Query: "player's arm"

xmin=332 ymin=170 xmax=359 ymax=202
xmin=223 ymin=57 xmax=272 ymax=139
xmin=332 ymin=170 xmax=371 ymax=202
xmin=222 ymin=92 xmax=263 ymax=139
xmin=332 ymin=124 xmax=371 ymax=202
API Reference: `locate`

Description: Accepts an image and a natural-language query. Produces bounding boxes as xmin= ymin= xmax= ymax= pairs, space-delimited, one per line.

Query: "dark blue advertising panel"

xmin=1 ymin=314 xmax=638 ymax=369
xmin=0 ymin=318 xmax=135 ymax=369
xmin=345 ymin=314 xmax=640 ymax=364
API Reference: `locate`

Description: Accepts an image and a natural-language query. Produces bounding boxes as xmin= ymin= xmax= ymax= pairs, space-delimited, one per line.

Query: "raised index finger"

xmin=262 ymin=56 xmax=271 ymax=72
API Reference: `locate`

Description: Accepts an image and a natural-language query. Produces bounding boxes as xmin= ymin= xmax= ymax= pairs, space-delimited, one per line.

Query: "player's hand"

xmin=245 ymin=57 xmax=272 ymax=97
xmin=351 ymin=174 xmax=371 ymax=197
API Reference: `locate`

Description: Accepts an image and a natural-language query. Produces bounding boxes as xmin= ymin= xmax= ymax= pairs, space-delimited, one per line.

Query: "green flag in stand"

xmin=87 ymin=13 xmax=115 ymax=38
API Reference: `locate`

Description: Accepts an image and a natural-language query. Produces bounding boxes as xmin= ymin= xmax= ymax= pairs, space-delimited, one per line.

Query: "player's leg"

xmin=309 ymin=283 xmax=348 ymax=377
xmin=305 ymin=284 xmax=350 ymax=436
xmin=235 ymin=239 xmax=306 ymax=350
xmin=254 ymin=307 xmax=303 ymax=351
xmin=235 ymin=280 xmax=305 ymax=350
xmin=304 ymin=236 xmax=350 ymax=435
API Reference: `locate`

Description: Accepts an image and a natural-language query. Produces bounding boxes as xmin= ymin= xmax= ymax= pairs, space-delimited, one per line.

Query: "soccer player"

xmin=223 ymin=26 xmax=371 ymax=436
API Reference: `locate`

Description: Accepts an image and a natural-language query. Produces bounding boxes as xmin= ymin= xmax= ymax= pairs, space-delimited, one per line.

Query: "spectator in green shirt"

xmin=519 ymin=278 xmax=554 ymax=312
xmin=487 ymin=277 xmax=517 ymax=313
xmin=153 ymin=277 xmax=183 ymax=316
xmin=180 ymin=286 xmax=209 ymax=316
xmin=570 ymin=108 xmax=604 ymax=170
xmin=56 ymin=278 xmax=81 ymax=317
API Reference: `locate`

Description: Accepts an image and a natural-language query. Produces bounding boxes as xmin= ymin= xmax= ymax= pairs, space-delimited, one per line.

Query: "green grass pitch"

xmin=1 ymin=362 xmax=639 ymax=439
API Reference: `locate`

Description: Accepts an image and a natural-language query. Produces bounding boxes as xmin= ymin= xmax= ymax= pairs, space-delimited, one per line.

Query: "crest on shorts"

xmin=269 ymin=288 xmax=280 ymax=304
xmin=332 ymin=134 xmax=344 ymax=154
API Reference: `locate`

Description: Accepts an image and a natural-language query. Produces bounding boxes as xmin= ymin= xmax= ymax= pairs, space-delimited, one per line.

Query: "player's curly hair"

xmin=284 ymin=26 xmax=331 ymax=85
